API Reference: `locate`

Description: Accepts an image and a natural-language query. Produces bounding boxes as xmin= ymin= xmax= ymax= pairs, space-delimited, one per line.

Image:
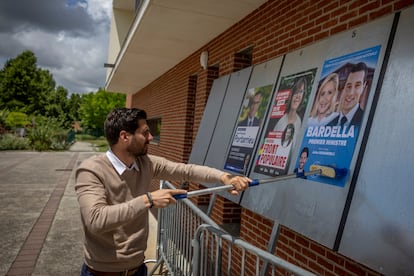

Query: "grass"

xmin=89 ymin=138 xmax=109 ymax=152
xmin=75 ymin=134 xmax=109 ymax=152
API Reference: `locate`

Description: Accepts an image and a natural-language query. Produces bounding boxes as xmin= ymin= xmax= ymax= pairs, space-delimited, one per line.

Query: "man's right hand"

xmin=145 ymin=189 xmax=187 ymax=208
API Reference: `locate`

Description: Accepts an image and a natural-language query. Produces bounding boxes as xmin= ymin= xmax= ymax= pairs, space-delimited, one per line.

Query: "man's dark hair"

xmin=350 ymin=62 xmax=368 ymax=82
xmin=104 ymin=108 xmax=147 ymax=146
xmin=301 ymin=147 xmax=309 ymax=157
xmin=248 ymin=90 xmax=263 ymax=107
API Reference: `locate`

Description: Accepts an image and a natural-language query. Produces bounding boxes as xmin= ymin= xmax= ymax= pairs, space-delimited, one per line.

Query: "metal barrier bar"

xmin=193 ymin=224 xmax=316 ymax=276
xmin=149 ymin=180 xmax=220 ymax=275
xmin=150 ymin=181 xmax=315 ymax=276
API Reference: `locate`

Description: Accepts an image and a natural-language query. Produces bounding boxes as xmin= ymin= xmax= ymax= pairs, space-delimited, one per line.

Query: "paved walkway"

xmin=0 ymin=142 xmax=159 ymax=276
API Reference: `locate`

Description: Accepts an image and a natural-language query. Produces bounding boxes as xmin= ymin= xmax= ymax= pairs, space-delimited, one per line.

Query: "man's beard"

xmin=127 ymin=141 xmax=148 ymax=157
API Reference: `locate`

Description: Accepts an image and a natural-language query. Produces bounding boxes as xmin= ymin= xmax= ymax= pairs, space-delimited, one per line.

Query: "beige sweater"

xmin=75 ymin=153 xmax=224 ymax=272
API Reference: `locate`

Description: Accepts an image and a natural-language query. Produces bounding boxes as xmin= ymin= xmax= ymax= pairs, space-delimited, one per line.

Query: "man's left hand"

xmin=220 ymin=173 xmax=251 ymax=195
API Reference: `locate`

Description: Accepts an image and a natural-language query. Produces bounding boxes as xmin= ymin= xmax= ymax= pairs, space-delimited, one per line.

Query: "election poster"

xmin=254 ymin=69 xmax=317 ymax=177
xmin=224 ymin=84 xmax=272 ymax=175
xmin=295 ymin=45 xmax=382 ymax=187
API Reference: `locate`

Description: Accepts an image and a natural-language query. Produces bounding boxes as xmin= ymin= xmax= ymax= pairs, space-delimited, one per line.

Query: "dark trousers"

xmin=80 ymin=263 xmax=147 ymax=276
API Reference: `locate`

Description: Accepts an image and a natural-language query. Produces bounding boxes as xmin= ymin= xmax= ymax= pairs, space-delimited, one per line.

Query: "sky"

xmin=0 ymin=0 xmax=112 ymax=94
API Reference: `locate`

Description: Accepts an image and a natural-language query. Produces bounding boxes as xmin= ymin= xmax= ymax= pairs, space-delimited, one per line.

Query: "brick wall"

xmin=132 ymin=0 xmax=414 ymax=274
xmin=240 ymin=209 xmax=381 ymax=275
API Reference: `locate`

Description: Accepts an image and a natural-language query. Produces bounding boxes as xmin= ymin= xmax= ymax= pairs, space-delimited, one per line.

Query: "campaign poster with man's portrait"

xmin=224 ymin=84 xmax=272 ymax=175
xmin=296 ymin=45 xmax=381 ymax=187
xmin=253 ymin=69 xmax=317 ymax=177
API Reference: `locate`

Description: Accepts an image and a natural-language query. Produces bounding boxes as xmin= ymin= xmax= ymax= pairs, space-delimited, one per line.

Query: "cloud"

xmin=0 ymin=0 xmax=112 ymax=94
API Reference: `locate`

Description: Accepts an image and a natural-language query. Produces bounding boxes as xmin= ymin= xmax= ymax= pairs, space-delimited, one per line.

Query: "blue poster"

xmin=296 ymin=45 xmax=381 ymax=187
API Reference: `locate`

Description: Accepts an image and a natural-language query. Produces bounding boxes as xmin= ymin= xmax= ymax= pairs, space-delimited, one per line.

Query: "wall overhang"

xmin=105 ymin=0 xmax=266 ymax=94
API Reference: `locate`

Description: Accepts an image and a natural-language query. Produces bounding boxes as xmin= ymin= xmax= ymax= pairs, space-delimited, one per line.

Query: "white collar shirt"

xmin=106 ymin=150 xmax=139 ymax=175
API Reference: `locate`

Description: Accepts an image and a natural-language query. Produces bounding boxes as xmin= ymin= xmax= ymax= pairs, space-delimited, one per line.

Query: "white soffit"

xmin=106 ymin=0 xmax=266 ymax=94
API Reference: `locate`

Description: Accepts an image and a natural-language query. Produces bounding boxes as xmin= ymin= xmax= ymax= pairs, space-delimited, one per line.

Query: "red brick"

xmin=326 ymin=251 xmax=345 ymax=266
xmin=394 ymin=0 xmax=414 ymax=11
xmin=330 ymin=24 xmax=348 ymax=35
xmin=280 ymin=227 xmax=295 ymax=239
xmin=295 ymin=234 xmax=310 ymax=248
xmin=369 ymin=5 xmax=393 ymax=19
xmin=345 ymin=260 xmax=369 ymax=275
xmin=302 ymin=247 xmax=317 ymax=261
xmin=308 ymin=260 xmax=325 ymax=274
xmin=294 ymin=251 xmax=308 ymax=265
xmin=360 ymin=0 xmax=382 ymax=13
xmin=317 ymin=255 xmax=334 ymax=270
xmin=334 ymin=265 xmax=349 ymax=276
xmin=310 ymin=243 xmax=327 ymax=257
xmin=349 ymin=14 xmax=369 ymax=28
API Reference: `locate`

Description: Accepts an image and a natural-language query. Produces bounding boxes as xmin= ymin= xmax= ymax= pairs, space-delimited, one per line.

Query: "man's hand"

xmin=220 ymin=173 xmax=251 ymax=195
xmin=145 ymin=189 xmax=187 ymax=208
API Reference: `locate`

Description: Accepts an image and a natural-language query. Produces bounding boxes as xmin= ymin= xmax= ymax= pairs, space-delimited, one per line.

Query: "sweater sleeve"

xmin=146 ymin=155 xmax=226 ymax=184
xmin=75 ymin=157 xmax=147 ymax=234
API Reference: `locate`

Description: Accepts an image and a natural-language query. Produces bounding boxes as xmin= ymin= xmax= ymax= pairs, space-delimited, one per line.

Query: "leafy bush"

xmin=6 ymin=111 xmax=30 ymax=128
xmin=0 ymin=134 xmax=30 ymax=150
xmin=26 ymin=116 xmax=72 ymax=151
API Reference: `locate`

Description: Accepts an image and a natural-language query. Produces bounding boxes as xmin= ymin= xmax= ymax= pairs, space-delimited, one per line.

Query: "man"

xmin=75 ymin=108 xmax=250 ymax=276
xmin=294 ymin=147 xmax=309 ymax=178
xmin=238 ymin=91 xmax=262 ymax=127
xmin=328 ymin=62 xmax=368 ymax=127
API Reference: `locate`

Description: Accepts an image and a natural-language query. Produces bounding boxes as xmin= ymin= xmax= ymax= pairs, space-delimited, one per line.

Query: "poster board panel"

xmin=339 ymin=8 xmax=414 ymax=275
xmin=188 ymin=75 xmax=230 ymax=165
xmin=223 ymin=58 xmax=284 ymax=176
xmin=203 ymin=67 xmax=252 ymax=171
xmin=218 ymin=58 xmax=283 ymax=202
xmin=241 ymin=14 xmax=394 ymax=248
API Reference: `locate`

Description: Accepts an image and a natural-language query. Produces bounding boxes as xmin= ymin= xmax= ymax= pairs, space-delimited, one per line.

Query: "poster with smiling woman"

xmin=254 ymin=69 xmax=317 ymax=177
xmin=296 ymin=45 xmax=381 ymax=187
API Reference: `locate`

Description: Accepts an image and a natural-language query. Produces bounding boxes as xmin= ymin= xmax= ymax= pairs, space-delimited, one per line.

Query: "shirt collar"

xmin=341 ymin=104 xmax=359 ymax=125
xmin=106 ymin=150 xmax=139 ymax=175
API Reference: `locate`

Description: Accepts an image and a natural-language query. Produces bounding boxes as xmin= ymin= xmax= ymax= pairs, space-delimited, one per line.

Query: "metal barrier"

xmin=192 ymin=224 xmax=315 ymax=276
xmin=149 ymin=181 xmax=220 ymax=275
xmin=149 ymin=181 xmax=315 ymax=276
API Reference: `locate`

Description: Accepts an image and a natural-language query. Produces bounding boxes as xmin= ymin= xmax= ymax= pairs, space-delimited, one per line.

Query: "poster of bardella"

xmin=295 ymin=45 xmax=381 ymax=187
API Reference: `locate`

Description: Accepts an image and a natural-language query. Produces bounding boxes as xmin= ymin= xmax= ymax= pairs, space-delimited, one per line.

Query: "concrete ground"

xmin=0 ymin=142 xmax=160 ymax=276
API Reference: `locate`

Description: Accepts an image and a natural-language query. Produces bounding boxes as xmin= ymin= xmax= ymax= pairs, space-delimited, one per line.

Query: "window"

xmin=147 ymin=117 xmax=161 ymax=144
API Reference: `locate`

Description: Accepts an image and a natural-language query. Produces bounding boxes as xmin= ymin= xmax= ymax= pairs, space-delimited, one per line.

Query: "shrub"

xmin=26 ymin=116 xmax=72 ymax=151
xmin=0 ymin=134 xmax=30 ymax=150
xmin=6 ymin=111 xmax=30 ymax=128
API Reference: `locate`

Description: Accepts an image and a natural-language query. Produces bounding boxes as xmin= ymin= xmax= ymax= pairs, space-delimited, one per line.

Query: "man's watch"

xmin=146 ymin=192 xmax=154 ymax=208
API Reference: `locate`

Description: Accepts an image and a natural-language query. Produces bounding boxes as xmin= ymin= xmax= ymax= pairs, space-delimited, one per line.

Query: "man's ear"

xmin=120 ymin=130 xmax=128 ymax=142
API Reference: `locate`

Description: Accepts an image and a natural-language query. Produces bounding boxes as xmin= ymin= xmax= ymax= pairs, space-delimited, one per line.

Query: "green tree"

xmin=67 ymin=93 xmax=83 ymax=122
xmin=44 ymin=85 xmax=72 ymax=126
xmin=0 ymin=109 xmax=10 ymax=134
xmin=79 ymin=89 xmax=125 ymax=136
xmin=0 ymin=50 xmax=56 ymax=115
